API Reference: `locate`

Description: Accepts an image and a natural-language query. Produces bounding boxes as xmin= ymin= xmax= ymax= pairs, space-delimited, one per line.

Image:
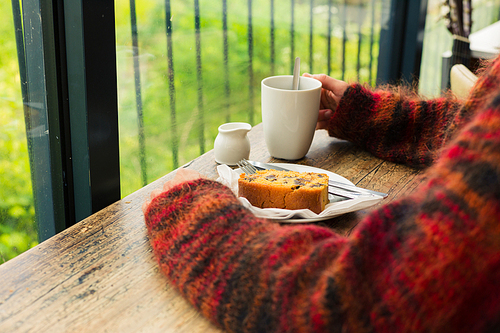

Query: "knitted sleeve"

xmin=326 ymin=85 xmax=461 ymax=167
xmin=144 ymin=91 xmax=500 ymax=332
xmin=327 ymin=55 xmax=500 ymax=168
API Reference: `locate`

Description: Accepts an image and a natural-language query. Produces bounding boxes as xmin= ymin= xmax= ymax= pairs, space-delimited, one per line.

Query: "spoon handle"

xmin=292 ymin=57 xmax=300 ymax=90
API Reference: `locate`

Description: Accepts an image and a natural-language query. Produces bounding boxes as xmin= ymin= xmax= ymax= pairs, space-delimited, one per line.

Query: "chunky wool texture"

xmin=144 ymin=55 xmax=500 ymax=333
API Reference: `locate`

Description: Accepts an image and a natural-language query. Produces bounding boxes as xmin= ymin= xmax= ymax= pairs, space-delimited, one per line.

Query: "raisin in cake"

xmin=238 ymin=169 xmax=329 ymax=214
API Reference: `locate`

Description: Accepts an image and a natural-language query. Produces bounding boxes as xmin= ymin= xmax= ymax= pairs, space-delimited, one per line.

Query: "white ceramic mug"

xmin=261 ymin=75 xmax=321 ymax=160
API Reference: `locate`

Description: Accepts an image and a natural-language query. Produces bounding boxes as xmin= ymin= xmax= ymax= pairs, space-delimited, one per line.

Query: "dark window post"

xmin=377 ymin=0 xmax=428 ymax=86
xmin=63 ymin=0 xmax=120 ymax=221
xmin=20 ymin=0 xmax=121 ymax=240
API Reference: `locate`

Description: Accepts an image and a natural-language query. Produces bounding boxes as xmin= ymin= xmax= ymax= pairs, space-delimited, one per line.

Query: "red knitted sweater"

xmin=144 ymin=55 xmax=500 ymax=333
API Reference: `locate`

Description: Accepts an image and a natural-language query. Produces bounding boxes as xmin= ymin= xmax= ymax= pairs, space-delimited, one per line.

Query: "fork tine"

xmin=249 ymin=164 xmax=258 ymax=173
xmin=241 ymin=159 xmax=251 ymax=170
xmin=240 ymin=159 xmax=256 ymax=173
xmin=237 ymin=160 xmax=255 ymax=174
xmin=247 ymin=165 xmax=256 ymax=174
xmin=239 ymin=159 xmax=255 ymax=174
xmin=249 ymin=162 xmax=259 ymax=174
xmin=245 ymin=165 xmax=255 ymax=174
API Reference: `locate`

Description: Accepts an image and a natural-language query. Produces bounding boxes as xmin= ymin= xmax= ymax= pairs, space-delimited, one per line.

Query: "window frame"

xmin=18 ymin=0 xmax=121 ymax=241
xmin=377 ymin=0 xmax=429 ymax=85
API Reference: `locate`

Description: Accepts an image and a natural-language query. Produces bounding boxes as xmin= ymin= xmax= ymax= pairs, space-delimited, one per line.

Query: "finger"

xmin=142 ymin=200 xmax=150 ymax=215
xmin=162 ymin=181 xmax=175 ymax=192
xmin=150 ymin=189 xmax=163 ymax=200
xmin=307 ymin=74 xmax=348 ymax=96
xmin=316 ymin=109 xmax=332 ymax=130
xmin=318 ymin=109 xmax=333 ymax=121
xmin=162 ymin=175 xmax=183 ymax=192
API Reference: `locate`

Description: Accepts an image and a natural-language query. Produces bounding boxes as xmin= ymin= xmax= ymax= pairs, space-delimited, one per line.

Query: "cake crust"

xmin=237 ymin=169 xmax=329 ymax=214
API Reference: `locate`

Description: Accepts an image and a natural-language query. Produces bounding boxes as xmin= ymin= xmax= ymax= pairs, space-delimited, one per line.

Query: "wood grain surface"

xmin=0 ymin=123 xmax=423 ymax=332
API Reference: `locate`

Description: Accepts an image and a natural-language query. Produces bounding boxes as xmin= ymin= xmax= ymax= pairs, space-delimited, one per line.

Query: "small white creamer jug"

xmin=214 ymin=122 xmax=252 ymax=165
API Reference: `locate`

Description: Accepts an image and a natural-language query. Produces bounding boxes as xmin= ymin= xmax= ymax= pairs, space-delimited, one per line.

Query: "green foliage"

xmin=0 ymin=95 xmax=38 ymax=264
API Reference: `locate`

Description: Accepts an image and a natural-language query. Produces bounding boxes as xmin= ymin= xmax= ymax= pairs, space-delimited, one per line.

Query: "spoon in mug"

xmin=292 ymin=57 xmax=300 ymax=90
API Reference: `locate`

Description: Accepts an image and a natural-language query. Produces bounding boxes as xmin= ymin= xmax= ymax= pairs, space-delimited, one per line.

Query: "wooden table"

xmin=0 ymin=124 xmax=423 ymax=332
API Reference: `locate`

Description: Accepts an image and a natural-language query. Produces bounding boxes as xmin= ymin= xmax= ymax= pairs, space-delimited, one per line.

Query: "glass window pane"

xmin=115 ymin=0 xmax=384 ymax=197
xmin=0 ymin=1 xmax=38 ymax=263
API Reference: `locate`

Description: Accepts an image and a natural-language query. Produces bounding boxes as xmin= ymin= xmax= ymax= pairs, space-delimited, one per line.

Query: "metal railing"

xmin=123 ymin=0 xmax=383 ymax=191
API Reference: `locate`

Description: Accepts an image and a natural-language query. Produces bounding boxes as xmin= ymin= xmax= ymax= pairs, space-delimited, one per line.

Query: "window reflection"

xmin=1 ymin=0 xmax=40 ymax=263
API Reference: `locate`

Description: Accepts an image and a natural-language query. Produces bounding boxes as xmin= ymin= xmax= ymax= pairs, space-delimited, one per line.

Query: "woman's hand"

xmin=142 ymin=168 xmax=203 ymax=214
xmin=303 ymin=73 xmax=349 ymax=130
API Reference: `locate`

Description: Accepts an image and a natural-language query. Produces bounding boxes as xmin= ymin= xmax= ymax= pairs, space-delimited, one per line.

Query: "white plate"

xmin=231 ymin=163 xmax=381 ymax=223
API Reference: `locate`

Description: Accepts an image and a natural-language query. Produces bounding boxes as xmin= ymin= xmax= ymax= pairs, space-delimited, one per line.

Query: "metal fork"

xmin=237 ymin=160 xmax=259 ymax=174
xmin=237 ymin=159 xmax=360 ymax=200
